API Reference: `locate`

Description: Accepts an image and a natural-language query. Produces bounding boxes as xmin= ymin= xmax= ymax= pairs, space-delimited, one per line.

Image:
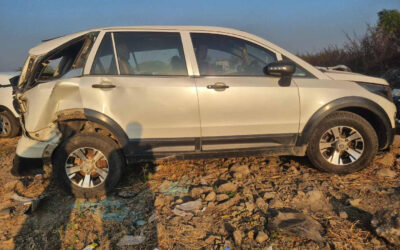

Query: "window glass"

xmin=37 ymin=35 xmax=97 ymax=82
xmin=191 ymin=33 xmax=277 ymax=76
xmin=113 ymin=32 xmax=187 ymax=76
xmin=91 ymin=33 xmax=117 ymax=75
xmin=281 ymin=55 xmax=314 ymax=78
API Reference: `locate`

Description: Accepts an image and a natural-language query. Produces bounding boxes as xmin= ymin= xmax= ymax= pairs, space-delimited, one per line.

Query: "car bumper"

xmin=16 ymin=134 xmax=52 ymax=159
xmin=16 ymin=133 xmax=60 ymax=160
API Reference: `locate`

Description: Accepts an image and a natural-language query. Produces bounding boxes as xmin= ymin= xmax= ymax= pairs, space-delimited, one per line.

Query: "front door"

xmin=190 ymin=33 xmax=300 ymax=150
xmin=81 ymin=31 xmax=200 ymax=153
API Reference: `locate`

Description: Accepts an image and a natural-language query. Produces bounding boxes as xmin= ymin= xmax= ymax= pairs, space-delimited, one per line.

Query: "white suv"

xmin=13 ymin=26 xmax=396 ymax=198
xmin=0 ymin=72 xmax=20 ymax=138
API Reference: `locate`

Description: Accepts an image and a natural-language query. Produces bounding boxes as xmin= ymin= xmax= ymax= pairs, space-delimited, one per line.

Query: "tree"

xmin=377 ymin=9 xmax=400 ymax=36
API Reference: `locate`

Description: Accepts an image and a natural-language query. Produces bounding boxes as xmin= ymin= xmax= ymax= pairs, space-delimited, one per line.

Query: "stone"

xmin=256 ymin=197 xmax=268 ymax=212
xmin=233 ymin=230 xmax=243 ymax=245
xmin=247 ymin=230 xmax=254 ymax=240
xmin=349 ymin=198 xmax=362 ymax=208
xmin=3 ymin=180 xmax=20 ymax=191
xmin=176 ymin=199 xmax=202 ymax=211
xmin=117 ymin=234 xmax=146 ymax=246
xmin=205 ymin=192 xmax=216 ymax=201
xmin=246 ymin=202 xmax=255 ymax=212
xmin=0 ymin=208 xmax=11 ymax=219
xmin=230 ymin=164 xmax=250 ymax=173
xmin=154 ymin=196 xmax=166 ymax=207
xmin=256 ymin=231 xmax=269 ymax=243
xmin=292 ymin=189 xmax=332 ymax=212
xmin=267 ymin=208 xmax=324 ymax=242
xmin=339 ymin=211 xmax=348 ymax=219
xmin=288 ymin=166 xmax=299 ymax=174
xmin=217 ymin=195 xmax=240 ymax=211
xmin=133 ymin=219 xmax=146 ymax=226
xmin=148 ymin=213 xmax=157 ymax=223
xmin=216 ymin=194 xmax=229 ymax=201
xmin=217 ymin=182 xmax=237 ymax=193
xmin=172 ymin=207 xmax=193 ymax=217
xmin=371 ymin=209 xmax=400 ymax=245
xmin=205 ymin=235 xmax=219 ymax=244
xmin=263 ymin=192 xmax=276 ymax=200
xmin=191 ymin=187 xmax=213 ymax=197
xmin=377 ymin=168 xmax=397 ymax=178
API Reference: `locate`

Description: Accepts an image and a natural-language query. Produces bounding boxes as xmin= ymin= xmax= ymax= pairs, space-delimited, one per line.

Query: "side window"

xmin=113 ymin=32 xmax=187 ymax=76
xmin=91 ymin=33 xmax=117 ymax=75
xmin=191 ymin=33 xmax=277 ymax=76
xmin=281 ymin=55 xmax=315 ymax=78
xmin=35 ymin=32 xmax=98 ymax=83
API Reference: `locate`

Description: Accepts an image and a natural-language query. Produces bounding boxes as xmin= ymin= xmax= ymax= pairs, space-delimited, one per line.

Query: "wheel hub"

xmin=65 ymin=147 xmax=109 ymax=188
xmin=335 ymin=141 xmax=348 ymax=151
xmin=319 ymin=126 xmax=364 ymax=165
xmin=0 ymin=114 xmax=11 ymax=135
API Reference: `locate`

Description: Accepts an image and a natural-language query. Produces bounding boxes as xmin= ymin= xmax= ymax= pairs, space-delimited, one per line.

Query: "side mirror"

xmin=264 ymin=61 xmax=296 ymax=77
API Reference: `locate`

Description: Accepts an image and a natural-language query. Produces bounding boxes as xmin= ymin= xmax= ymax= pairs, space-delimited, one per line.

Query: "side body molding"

xmin=296 ymin=96 xmax=394 ymax=150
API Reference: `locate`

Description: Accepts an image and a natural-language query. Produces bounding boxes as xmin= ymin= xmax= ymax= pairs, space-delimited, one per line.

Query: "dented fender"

xmin=21 ymin=78 xmax=84 ymax=138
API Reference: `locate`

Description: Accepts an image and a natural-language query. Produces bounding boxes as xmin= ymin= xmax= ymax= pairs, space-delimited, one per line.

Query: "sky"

xmin=0 ymin=0 xmax=399 ymax=71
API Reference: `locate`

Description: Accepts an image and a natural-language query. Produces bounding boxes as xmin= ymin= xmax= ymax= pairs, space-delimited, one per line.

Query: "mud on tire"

xmin=307 ymin=111 xmax=378 ymax=174
xmin=53 ymin=133 xmax=125 ymax=198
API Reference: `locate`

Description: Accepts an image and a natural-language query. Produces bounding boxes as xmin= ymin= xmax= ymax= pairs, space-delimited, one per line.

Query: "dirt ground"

xmin=0 ymin=136 xmax=399 ymax=249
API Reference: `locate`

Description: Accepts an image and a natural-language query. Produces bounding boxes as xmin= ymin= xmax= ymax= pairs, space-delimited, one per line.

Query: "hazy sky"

xmin=0 ymin=0 xmax=399 ymax=71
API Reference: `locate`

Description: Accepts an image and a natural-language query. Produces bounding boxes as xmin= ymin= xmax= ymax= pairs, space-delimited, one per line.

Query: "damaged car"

xmin=13 ymin=26 xmax=397 ymax=198
xmin=0 ymin=72 xmax=20 ymax=138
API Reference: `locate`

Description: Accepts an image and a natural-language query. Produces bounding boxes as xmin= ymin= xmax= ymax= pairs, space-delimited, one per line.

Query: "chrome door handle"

xmin=92 ymin=83 xmax=116 ymax=89
xmin=207 ymin=82 xmax=229 ymax=91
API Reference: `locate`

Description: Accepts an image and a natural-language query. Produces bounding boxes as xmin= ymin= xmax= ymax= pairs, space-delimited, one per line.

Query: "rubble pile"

xmin=0 ymin=137 xmax=399 ymax=249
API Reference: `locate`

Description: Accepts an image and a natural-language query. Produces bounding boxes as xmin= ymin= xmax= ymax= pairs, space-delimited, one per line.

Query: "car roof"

xmin=27 ymin=26 xmax=329 ymax=80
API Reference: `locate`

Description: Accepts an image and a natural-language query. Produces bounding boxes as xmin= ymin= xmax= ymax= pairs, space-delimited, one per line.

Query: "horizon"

xmin=0 ymin=0 xmax=399 ymax=71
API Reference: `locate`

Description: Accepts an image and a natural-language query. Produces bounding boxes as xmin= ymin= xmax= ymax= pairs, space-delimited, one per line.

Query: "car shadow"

xmin=12 ymin=122 xmax=159 ymax=249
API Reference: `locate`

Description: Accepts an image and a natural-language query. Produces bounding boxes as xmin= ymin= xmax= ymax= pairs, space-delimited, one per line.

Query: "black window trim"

xmin=190 ymin=32 xmax=279 ymax=77
xmin=89 ymin=31 xmax=190 ymax=77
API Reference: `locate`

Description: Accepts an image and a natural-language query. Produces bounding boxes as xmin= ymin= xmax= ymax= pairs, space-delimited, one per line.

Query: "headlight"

xmin=357 ymin=82 xmax=393 ymax=102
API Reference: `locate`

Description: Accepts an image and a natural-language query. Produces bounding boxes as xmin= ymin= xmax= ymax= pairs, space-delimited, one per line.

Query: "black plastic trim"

xmin=296 ymin=96 xmax=394 ymax=150
xmin=83 ymin=109 xmax=129 ymax=147
xmin=127 ymin=137 xmax=196 ymax=154
xmin=202 ymin=133 xmax=296 ymax=146
xmin=125 ymin=133 xmax=297 ymax=158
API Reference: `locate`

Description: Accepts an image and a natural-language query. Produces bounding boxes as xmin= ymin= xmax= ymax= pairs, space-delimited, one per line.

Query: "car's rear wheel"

xmin=53 ymin=133 xmax=124 ymax=198
xmin=0 ymin=110 xmax=20 ymax=138
xmin=307 ymin=111 xmax=378 ymax=174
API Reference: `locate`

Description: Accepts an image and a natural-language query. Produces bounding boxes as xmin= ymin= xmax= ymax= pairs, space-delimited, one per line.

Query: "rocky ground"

xmin=0 ymin=137 xmax=399 ymax=249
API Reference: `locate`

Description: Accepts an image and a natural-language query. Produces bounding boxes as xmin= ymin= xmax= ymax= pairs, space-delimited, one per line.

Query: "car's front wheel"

xmin=53 ymin=133 xmax=124 ymax=198
xmin=0 ymin=110 xmax=20 ymax=138
xmin=307 ymin=111 xmax=378 ymax=174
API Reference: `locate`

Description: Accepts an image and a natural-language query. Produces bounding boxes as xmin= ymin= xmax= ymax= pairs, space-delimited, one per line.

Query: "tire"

xmin=53 ymin=133 xmax=125 ymax=198
xmin=0 ymin=110 xmax=20 ymax=138
xmin=307 ymin=111 xmax=378 ymax=174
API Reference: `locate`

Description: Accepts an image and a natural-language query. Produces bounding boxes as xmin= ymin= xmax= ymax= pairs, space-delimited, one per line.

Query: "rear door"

xmin=81 ymin=31 xmax=200 ymax=154
xmin=188 ymin=32 xmax=300 ymax=150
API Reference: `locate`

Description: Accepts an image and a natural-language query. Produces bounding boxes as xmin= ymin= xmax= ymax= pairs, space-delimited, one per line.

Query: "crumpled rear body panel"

xmin=23 ymin=78 xmax=83 ymax=136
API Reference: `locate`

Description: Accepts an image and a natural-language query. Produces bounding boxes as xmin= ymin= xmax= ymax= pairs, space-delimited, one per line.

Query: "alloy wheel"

xmin=0 ymin=113 xmax=11 ymax=136
xmin=65 ymin=147 xmax=109 ymax=188
xmin=319 ymin=126 xmax=364 ymax=165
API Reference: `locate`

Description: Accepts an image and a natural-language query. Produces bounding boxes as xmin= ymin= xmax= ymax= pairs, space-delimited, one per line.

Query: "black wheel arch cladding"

xmin=297 ymin=96 xmax=394 ymax=150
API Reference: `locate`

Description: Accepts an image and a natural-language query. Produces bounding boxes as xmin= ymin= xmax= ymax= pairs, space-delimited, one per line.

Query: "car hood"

xmin=0 ymin=72 xmax=20 ymax=85
xmin=324 ymin=70 xmax=388 ymax=86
